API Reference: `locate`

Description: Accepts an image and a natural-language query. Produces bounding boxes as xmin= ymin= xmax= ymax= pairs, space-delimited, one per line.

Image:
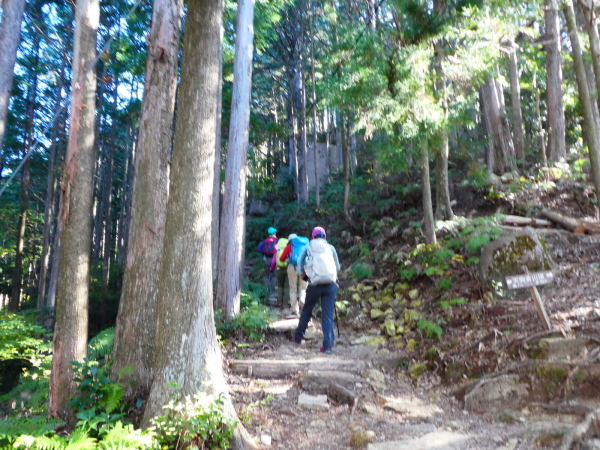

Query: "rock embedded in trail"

xmin=298 ymin=393 xmax=330 ymax=410
xmin=463 ymin=374 xmax=528 ymax=413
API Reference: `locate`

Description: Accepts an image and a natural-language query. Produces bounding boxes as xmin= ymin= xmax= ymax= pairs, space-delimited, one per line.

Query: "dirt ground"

xmin=227 ymin=180 xmax=600 ymax=449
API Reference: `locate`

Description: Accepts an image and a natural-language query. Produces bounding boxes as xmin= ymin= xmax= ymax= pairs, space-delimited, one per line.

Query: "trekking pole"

xmin=334 ymin=303 xmax=340 ymax=337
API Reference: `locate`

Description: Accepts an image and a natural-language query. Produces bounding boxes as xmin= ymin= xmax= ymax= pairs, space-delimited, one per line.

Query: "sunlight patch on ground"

xmin=381 ymin=395 xmax=443 ymax=419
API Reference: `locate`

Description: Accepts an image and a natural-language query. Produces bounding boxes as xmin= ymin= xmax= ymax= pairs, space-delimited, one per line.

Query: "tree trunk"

xmin=101 ymin=81 xmax=118 ymax=293
xmin=545 ymin=0 xmax=567 ymax=162
xmin=564 ymin=0 xmax=600 ymax=196
xmin=506 ymin=41 xmax=525 ymax=162
xmin=0 ymin=0 xmax=26 ymax=155
xmin=216 ymin=0 xmax=255 ymax=320
xmin=141 ymin=4 xmax=254 ymax=449
xmin=212 ymin=22 xmax=223 ymax=283
xmin=9 ymin=58 xmax=38 ymax=312
xmin=421 ymin=139 xmax=436 ymax=245
xmin=112 ymin=0 xmax=182 ymax=397
xmin=38 ymin=58 xmax=67 ymax=312
xmin=534 ymin=73 xmax=548 ymax=167
xmin=480 ymin=78 xmax=515 ymax=174
xmin=341 ymin=113 xmax=352 ymax=224
xmin=309 ymin=11 xmax=320 ymax=208
xmin=581 ymin=0 xmax=600 ymax=111
xmin=432 ymin=32 xmax=454 ymax=221
xmin=49 ymin=0 xmax=99 ymax=423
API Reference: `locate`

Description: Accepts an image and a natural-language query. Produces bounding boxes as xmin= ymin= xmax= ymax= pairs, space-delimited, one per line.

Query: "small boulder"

xmin=298 ymin=393 xmax=330 ymax=410
xmin=464 ymin=374 xmax=528 ymax=412
xmin=349 ymin=430 xmax=376 ymax=448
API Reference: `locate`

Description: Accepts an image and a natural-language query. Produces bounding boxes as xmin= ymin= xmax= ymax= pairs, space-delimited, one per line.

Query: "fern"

xmin=417 ymin=319 xmax=443 ymax=340
xmin=87 ymin=328 xmax=115 ymax=361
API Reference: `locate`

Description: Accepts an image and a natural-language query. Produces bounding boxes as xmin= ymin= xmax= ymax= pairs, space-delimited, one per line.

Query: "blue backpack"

xmin=289 ymin=236 xmax=309 ymax=266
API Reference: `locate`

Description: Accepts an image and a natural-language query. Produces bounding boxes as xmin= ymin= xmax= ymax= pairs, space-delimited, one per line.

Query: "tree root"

xmin=559 ymin=407 xmax=600 ymax=450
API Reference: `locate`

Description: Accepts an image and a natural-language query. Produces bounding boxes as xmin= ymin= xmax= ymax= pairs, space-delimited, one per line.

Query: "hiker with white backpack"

xmin=293 ymin=226 xmax=341 ymax=354
xmin=279 ymin=233 xmax=309 ymax=317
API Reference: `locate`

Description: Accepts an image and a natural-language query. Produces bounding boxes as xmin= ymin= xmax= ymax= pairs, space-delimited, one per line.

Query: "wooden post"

xmin=529 ymin=286 xmax=552 ymax=330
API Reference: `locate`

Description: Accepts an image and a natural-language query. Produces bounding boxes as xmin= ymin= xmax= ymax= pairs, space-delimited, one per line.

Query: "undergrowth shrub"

xmin=151 ymin=392 xmax=236 ymax=450
xmin=216 ymin=280 xmax=276 ymax=342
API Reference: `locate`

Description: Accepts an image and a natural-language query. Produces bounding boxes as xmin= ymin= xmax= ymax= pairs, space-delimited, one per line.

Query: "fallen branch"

xmin=231 ymin=358 xmax=366 ymax=378
xmin=529 ymin=401 xmax=594 ymax=417
xmin=501 ymin=215 xmax=552 ymax=227
xmin=559 ymin=407 xmax=600 ymax=450
xmin=540 ymin=209 xmax=600 ymax=234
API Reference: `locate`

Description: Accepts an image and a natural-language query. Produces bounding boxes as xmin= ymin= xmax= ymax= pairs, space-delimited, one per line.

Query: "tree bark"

xmin=506 ymin=41 xmax=525 ymax=162
xmin=0 ymin=0 xmax=26 ymax=155
xmin=212 ymin=22 xmax=224 ymax=283
xmin=216 ymin=0 xmax=255 ymax=320
xmin=309 ymin=10 xmax=320 ymax=207
xmin=545 ymin=0 xmax=567 ymax=162
xmin=141 ymin=4 xmax=254 ymax=449
xmin=563 ymin=0 xmax=600 ymax=197
xmin=581 ymin=0 xmax=600 ymax=112
xmin=9 ymin=54 xmax=38 ymax=312
xmin=432 ymin=31 xmax=454 ymax=221
xmin=341 ymin=112 xmax=352 ymax=224
xmin=49 ymin=0 xmax=99 ymax=423
xmin=421 ymin=139 xmax=436 ymax=245
xmin=38 ymin=58 xmax=67 ymax=312
xmin=112 ymin=0 xmax=182 ymax=397
xmin=480 ymin=78 xmax=515 ymax=174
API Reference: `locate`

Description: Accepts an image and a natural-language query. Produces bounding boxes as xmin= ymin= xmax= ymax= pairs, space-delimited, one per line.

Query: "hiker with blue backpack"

xmin=279 ymin=233 xmax=309 ymax=317
xmin=293 ymin=226 xmax=341 ymax=354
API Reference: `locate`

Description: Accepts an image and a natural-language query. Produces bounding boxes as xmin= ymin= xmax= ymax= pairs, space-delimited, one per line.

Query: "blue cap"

xmin=268 ymin=227 xmax=277 ymax=235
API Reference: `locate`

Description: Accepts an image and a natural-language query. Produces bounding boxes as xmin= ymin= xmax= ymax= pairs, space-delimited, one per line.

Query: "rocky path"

xmin=225 ymin=308 xmax=586 ymax=450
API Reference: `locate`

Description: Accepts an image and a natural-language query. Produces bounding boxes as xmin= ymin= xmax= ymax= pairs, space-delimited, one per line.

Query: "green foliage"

xmin=239 ymin=394 xmax=274 ymax=426
xmin=438 ymin=277 xmax=453 ymax=291
xmin=0 ymin=312 xmax=49 ymax=361
xmin=350 ymin=262 xmax=373 ymax=281
xmin=11 ymin=422 xmax=155 ymax=450
xmin=216 ymin=299 xmax=276 ymax=343
xmin=69 ymin=359 xmax=126 ymax=437
xmin=0 ymin=417 xmax=60 ymax=444
xmin=438 ymin=298 xmax=468 ymax=311
xmin=87 ymin=328 xmax=115 ymax=361
xmin=417 ymin=319 xmax=443 ymax=340
xmin=151 ymin=393 xmax=236 ymax=450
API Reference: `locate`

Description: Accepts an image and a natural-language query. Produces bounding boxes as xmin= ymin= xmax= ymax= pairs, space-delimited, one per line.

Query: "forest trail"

xmin=227 ymin=306 xmax=530 ymax=450
xmin=230 ymin=187 xmax=600 ymax=449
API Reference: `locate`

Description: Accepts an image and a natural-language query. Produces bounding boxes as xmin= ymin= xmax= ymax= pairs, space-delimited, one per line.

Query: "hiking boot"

xmin=294 ymin=338 xmax=302 ymax=347
xmin=320 ymin=346 xmax=332 ymax=355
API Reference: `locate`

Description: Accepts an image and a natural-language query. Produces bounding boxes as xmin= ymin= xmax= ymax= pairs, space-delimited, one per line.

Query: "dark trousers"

xmin=294 ymin=283 xmax=337 ymax=350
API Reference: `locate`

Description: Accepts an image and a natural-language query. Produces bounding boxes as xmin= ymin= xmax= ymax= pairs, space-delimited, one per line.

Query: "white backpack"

xmin=304 ymin=239 xmax=337 ymax=285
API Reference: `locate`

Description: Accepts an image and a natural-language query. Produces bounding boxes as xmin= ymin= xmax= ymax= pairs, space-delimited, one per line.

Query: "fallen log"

xmin=501 ymin=215 xmax=552 ymax=227
xmin=540 ymin=209 xmax=600 ymax=234
xmin=269 ymin=318 xmax=299 ymax=332
xmin=231 ymin=358 xmax=366 ymax=378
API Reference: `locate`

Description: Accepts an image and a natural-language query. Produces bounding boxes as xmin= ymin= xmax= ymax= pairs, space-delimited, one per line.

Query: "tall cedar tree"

xmin=49 ymin=0 xmax=99 ymax=422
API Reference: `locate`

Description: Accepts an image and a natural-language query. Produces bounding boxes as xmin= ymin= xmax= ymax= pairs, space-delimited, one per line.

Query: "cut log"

xmin=501 ymin=215 xmax=551 ymax=227
xmin=269 ymin=318 xmax=299 ymax=332
xmin=540 ymin=209 xmax=600 ymax=234
xmin=230 ymin=358 xmax=366 ymax=378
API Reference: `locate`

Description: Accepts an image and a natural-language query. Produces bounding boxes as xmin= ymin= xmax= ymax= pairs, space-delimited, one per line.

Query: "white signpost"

xmin=506 ymin=270 xmax=553 ymax=330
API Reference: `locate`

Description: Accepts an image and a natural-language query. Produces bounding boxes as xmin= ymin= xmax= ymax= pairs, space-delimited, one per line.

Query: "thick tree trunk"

xmin=216 ymin=0 xmax=255 ymax=320
xmin=563 ymin=0 xmax=600 ymax=197
xmin=112 ymin=0 xmax=182 ymax=396
xmin=545 ymin=0 xmax=567 ymax=162
xmin=421 ymin=140 xmax=436 ymax=245
xmin=142 ymin=2 xmax=253 ymax=447
xmin=0 ymin=0 xmax=26 ymax=155
xmin=49 ymin=0 xmax=99 ymax=423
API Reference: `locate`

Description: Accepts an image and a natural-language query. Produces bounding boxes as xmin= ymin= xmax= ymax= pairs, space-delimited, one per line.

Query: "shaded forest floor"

xmin=227 ymin=178 xmax=600 ymax=449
